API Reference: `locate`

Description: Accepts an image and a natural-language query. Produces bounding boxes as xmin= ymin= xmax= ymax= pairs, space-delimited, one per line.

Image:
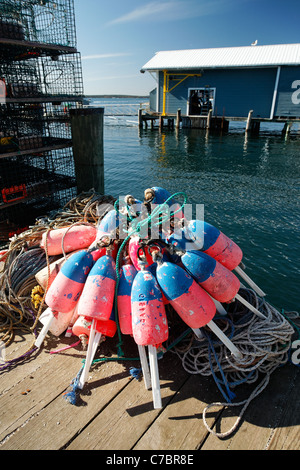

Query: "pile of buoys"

xmin=33 ymin=186 xmax=273 ymax=410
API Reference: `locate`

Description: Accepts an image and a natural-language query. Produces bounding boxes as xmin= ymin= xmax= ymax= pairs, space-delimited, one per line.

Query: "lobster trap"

xmin=0 ymin=0 xmax=83 ymax=245
xmin=0 ymin=0 xmax=77 ymax=47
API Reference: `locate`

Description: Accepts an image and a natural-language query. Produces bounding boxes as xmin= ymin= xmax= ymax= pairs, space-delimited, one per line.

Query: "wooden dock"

xmin=0 ymin=328 xmax=299 ymax=452
xmin=139 ymin=108 xmax=300 ymax=136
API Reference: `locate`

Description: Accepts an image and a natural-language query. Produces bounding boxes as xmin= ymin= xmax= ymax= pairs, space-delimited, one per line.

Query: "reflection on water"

xmin=103 ymin=123 xmax=299 ymax=313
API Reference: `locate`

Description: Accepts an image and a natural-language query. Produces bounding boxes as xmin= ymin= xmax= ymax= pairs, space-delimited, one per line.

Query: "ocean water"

xmin=88 ymin=97 xmax=300 ymax=313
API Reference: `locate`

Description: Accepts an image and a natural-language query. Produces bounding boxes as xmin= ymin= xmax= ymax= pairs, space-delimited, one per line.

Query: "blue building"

xmin=141 ymin=44 xmax=300 ymax=123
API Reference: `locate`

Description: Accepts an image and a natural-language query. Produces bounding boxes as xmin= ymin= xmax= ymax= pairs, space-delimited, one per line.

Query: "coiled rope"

xmin=0 ymin=190 xmax=116 ymax=366
xmin=171 ymin=288 xmax=297 ymax=437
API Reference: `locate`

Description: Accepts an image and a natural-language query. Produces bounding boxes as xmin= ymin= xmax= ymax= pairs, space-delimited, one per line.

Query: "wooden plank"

xmin=66 ymin=352 xmax=190 ymax=450
xmin=0 ymin=38 xmax=77 ymax=54
xmin=0 ymin=331 xmax=54 ymax=394
xmin=0 ymin=347 xmax=86 ymax=443
xmin=201 ymin=364 xmax=299 ymax=450
xmin=133 ymin=374 xmax=223 ymax=450
xmin=0 ymin=355 xmax=135 ymax=450
xmin=0 ymin=140 xmax=72 ymax=160
xmin=267 ymin=367 xmax=300 ymax=450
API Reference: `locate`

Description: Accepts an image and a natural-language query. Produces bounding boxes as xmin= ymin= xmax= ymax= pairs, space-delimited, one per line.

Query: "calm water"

xmin=89 ymin=98 xmax=300 ymax=313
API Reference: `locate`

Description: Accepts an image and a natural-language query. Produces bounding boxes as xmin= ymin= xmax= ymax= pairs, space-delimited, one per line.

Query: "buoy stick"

xmin=34 ymin=311 xmax=55 ymax=349
xmin=91 ymin=332 xmax=102 ymax=359
xmin=78 ymin=319 xmax=99 ymax=390
xmin=193 ymin=328 xmax=204 ymax=339
xmin=208 ymin=295 xmax=227 ymax=316
xmin=138 ymin=345 xmax=151 ymax=390
xmin=235 ymin=293 xmax=266 ymax=320
xmin=207 ymin=320 xmax=243 ymax=360
xmin=148 ymin=345 xmax=162 ymax=409
xmin=234 ymin=266 xmax=266 ymax=297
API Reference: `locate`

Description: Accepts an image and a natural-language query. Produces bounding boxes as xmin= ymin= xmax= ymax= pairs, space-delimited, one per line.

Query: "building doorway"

xmin=188 ymin=88 xmax=216 ymax=116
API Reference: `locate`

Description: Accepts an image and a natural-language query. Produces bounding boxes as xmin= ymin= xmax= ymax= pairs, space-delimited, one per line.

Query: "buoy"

xmin=72 ymin=315 xmax=93 ymax=349
xmin=45 ymin=250 xmax=94 ymax=314
xmin=117 ymin=262 xmax=137 ymax=335
xmin=123 ymin=194 xmax=143 ymax=218
xmin=75 ymin=253 xmax=116 ymax=390
xmin=131 ymin=267 xmax=169 ymax=347
xmin=181 ymin=251 xmax=240 ymax=303
xmin=187 ymin=220 xmax=266 ymax=296
xmin=156 ymin=260 xmax=243 ymax=359
xmin=187 ymin=220 xmax=243 ymax=270
xmin=128 ymin=236 xmax=154 ymax=271
xmin=36 ymin=250 xmax=94 ymax=348
xmin=39 ymin=307 xmax=75 ymax=337
xmin=64 ymin=304 xmax=80 ymax=337
xmin=144 ymin=186 xmax=184 ymax=220
xmin=77 ymin=254 xmax=116 ymax=322
xmin=78 ymin=309 xmax=117 ymax=390
xmin=156 ymin=260 xmax=216 ymax=329
xmin=117 ymin=258 xmax=151 ymax=390
xmin=131 ymin=264 xmax=169 ymax=408
xmin=96 ymin=209 xmax=119 ymax=242
xmin=40 ymin=225 xmax=97 ymax=256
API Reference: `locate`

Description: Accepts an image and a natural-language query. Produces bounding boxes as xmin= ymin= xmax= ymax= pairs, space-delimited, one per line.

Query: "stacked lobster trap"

xmin=0 ymin=0 xmax=84 ymax=244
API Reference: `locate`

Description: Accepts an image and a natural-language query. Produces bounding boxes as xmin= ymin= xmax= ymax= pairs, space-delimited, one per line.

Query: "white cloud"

xmin=85 ymin=74 xmax=139 ymax=82
xmin=107 ymin=0 xmax=231 ymax=25
xmin=82 ymin=53 xmax=132 ymax=60
xmin=108 ymin=1 xmax=184 ymax=25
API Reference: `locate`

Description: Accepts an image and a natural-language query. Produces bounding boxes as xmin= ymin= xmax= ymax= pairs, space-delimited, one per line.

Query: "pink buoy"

xmin=95 ymin=308 xmax=117 ymax=338
xmin=186 ymin=220 xmax=266 ymax=297
xmin=131 ymin=268 xmax=168 ymax=347
xmin=45 ymin=250 xmax=94 ymax=313
xmin=40 ymin=225 xmax=97 ymax=256
xmin=187 ymin=220 xmax=243 ymax=271
xmin=117 ymin=262 xmax=137 ymax=335
xmin=156 ymin=260 xmax=216 ymax=329
xmin=72 ymin=315 xmax=93 ymax=349
xmin=156 ymin=259 xmax=243 ymax=360
xmin=131 ymin=265 xmax=168 ymax=409
xmin=77 ymin=254 xmax=116 ymax=321
xmin=128 ymin=236 xmax=154 ymax=271
xmin=181 ymin=251 xmax=240 ymax=303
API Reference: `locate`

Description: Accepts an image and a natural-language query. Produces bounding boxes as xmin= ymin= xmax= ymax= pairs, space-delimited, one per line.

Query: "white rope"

xmin=172 ymin=288 xmax=298 ymax=438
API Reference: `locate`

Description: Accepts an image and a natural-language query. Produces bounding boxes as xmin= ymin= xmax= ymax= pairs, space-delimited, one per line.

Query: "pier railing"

xmin=84 ymin=102 xmax=149 ymax=116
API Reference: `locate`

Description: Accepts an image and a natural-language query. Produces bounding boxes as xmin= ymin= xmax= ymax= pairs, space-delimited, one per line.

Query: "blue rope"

xmin=203 ymin=329 xmax=236 ymax=403
xmin=63 ymin=366 xmax=84 ymax=405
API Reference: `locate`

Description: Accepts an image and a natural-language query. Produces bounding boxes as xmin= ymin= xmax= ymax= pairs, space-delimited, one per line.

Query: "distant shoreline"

xmin=85 ymin=95 xmax=149 ymax=99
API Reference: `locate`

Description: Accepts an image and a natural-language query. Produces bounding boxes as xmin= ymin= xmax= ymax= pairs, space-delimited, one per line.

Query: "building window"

xmin=187 ymin=88 xmax=215 ymax=116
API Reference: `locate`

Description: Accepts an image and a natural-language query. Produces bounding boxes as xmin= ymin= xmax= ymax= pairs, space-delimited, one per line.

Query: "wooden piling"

xmin=245 ymin=110 xmax=253 ymax=132
xmin=70 ymin=108 xmax=104 ymax=195
xmin=138 ymin=108 xmax=143 ymax=128
xmin=206 ymin=109 xmax=212 ymax=129
xmin=176 ymin=109 xmax=181 ymax=129
xmin=282 ymin=121 xmax=293 ymax=138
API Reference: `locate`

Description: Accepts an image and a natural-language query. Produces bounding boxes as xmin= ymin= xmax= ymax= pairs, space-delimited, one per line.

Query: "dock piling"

xmin=245 ymin=110 xmax=253 ymax=132
xmin=70 ymin=108 xmax=104 ymax=195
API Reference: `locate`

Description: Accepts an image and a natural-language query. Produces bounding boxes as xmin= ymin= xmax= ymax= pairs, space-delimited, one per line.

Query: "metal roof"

xmin=141 ymin=44 xmax=300 ymax=71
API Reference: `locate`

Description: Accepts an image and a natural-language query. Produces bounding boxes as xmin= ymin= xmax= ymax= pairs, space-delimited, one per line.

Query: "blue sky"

xmin=74 ymin=0 xmax=300 ymax=96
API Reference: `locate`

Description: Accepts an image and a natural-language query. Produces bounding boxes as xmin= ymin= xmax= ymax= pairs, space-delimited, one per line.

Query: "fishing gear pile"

xmin=0 ymin=187 xmax=298 ymax=437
